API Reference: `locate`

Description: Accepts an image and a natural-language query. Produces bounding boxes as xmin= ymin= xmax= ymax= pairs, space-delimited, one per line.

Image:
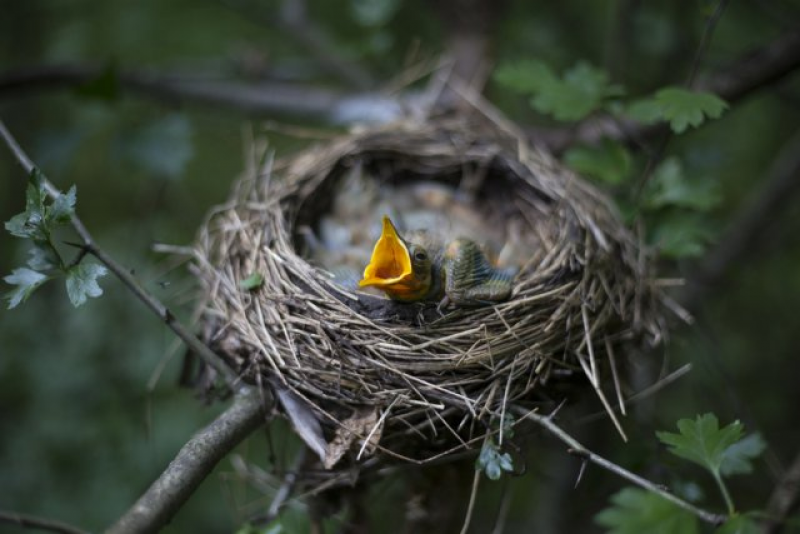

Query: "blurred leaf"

xmin=75 ymin=63 xmax=120 ymax=101
xmin=650 ymin=213 xmax=714 ymax=258
xmin=720 ymin=433 xmax=766 ymax=476
xmin=123 ymin=114 xmax=194 ymax=180
xmin=27 ymin=245 xmax=59 ymax=271
xmin=595 ymin=487 xmax=699 ymax=534
xmin=65 ymin=263 xmax=108 ymax=307
xmin=494 ymin=59 xmax=558 ymax=94
xmin=643 ymin=157 xmax=720 ymax=211
xmin=657 ymin=414 xmax=744 ymax=475
xmin=715 ymin=515 xmax=760 ymax=534
xmin=532 ymin=62 xmax=624 ymax=121
xmin=239 ymin=273 xmax=264 ymax=291
xmin=476 ymin=437 xmax=514 ymax=480
xmin=564 ymin=139 xmax=632 ymax=184
xmin=351 ymin=0 xmax=400 ymax=26
xmin=4 ymin=268 xmax=49 ymax=309
xmin=49 ymin=186 xmax=77 ymax=224
xmin=626 ymin=88 xmax=727 ymax=133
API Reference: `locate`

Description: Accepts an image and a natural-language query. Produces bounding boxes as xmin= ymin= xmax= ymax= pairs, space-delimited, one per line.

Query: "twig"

xmin=763 ymin=449 xmax=800 ymax=534
xmin=459 ymin=468 xmax=482 ymax=534
xmin=0 ymin=511 xmax=89 ymax=534
xmin=107 ymin=388 xmax=266 ymax=533
xmin=510 ymin=405 xmax=727 ymax=526
xmin=0 ymin=119 xmax=238 ymax=387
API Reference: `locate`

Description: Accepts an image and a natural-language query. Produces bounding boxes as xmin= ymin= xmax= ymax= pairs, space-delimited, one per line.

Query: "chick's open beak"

xmin=359 ymin=216 xmax=412 ymax=288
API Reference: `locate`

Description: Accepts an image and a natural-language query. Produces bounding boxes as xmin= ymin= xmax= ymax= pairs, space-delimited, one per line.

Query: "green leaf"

xmin=531 ymin=62 xmax=624 ymax=121
xmin=626 ymin=88 xmax=728 ymax=133
xmin=239 ymin=273 xmax=264 ymax=291
xmin=4 ymin=268 xmax=49 ymax=309
xmin=350 ymin=0 xmax=400 ymax=27
xmin=643 ymin=157 xmax=720 ymax=211
xmin=495 ymin=60 xmax=623 ymax=121
xmin=595 ymin=487 xmax=699 ymax=534
xmin=65 ymin=263 xmax=108 ymax=307
xmin=656 ymin=414 xmax=744 ymax=475
xmin=715 ymin=515 xmax=760 ymax=534
xmin=27 ymin=245 xmax=59 ymax=271
xmin=5 ymin=212 xmax=34 ymax=239
xmin=49 ymin=185 xmax=77 ymax=224
xmin=720 ymin=433 xmax=766 ymax=476
xmin=493 ymin=59 xmax=558 ymax=94
xmin=476 ymin=437 xmax=514 ymax=481
xmin=564 ymin=139 xmax=632 ymax=184
xmin=650 ymin=213 xmax=714 ymax=258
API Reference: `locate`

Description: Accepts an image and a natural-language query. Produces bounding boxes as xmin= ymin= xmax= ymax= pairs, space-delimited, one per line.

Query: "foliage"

xmin=476 ymin=436 xmax=514 ymax=481
xmin=627 ymin=88 xmax=728 ymax=134
xmin=564 ymin=139 xmax=632 ymax=185
xmin=595 ymin=487 xmax=700 ymax=534
xmin=239 ymin=272 xmax=265 ymax=290
xmin=4 ymin=169 xmax=106 ymax=308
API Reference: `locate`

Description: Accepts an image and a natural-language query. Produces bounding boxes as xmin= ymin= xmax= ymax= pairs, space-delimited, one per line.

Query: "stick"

xmin=0 ymin=511 xmax=89 ymax=534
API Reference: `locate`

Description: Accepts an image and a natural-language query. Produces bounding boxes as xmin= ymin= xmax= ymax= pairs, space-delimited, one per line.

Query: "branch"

xmin=682 ymin=127 xmax=800 ymax=311
xmin=535 ymin=29 xmax=800 ymax=153
xmin=107 ymin=388 xmax=267 ymax=533
xmin=510 ymin=405 xmax=727 ymax=527
xmin=763 ymin=449 xmax=800 ymax=534
xmin=0 ymin=511 xmax=89 ymax=534
xmin=0 ymin=64 xmax=413 ymax=124
xmin=0 ymin=119 xmax=238 ymax=387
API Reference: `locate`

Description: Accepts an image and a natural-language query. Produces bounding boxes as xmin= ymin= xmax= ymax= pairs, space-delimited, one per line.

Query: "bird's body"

xmin=359 ymin=216 xmax=514 ymax=306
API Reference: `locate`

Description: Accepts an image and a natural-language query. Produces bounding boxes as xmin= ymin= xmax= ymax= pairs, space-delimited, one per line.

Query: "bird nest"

xmin=192 ymin=114 xmax=666 ymax=470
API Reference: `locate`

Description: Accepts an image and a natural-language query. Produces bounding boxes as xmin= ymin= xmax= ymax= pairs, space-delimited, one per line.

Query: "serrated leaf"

xmin=657 ymin=414 xmax=744 ymax=475
xmin=720 ymin=433 xmax=766 ymax=476
xmin=239 ymin=273 xmax=264 ymax=291
xmin=626 ymin=88 xmax=728 ymax=133
xmin=65 ymin=263 xmax=108 ymax=307
xmin=643 ymin=157 xmax=720 ymax=211
xmin=5 ymin=212 xmax=35 ymax=239
xmin=49 ymin=185 xmax=77 ymax=224
xmin=715 ymin=515 xmax=760 ymax=534
xmin=494 ymin=59 xmax=558 ymax=94
xmin=476 ymin=437 xmax=514 ymax=481
xmin=649 ymin=214 xmax=714 ymax=258
xmin=531 ymin=62 xmax=624 ymax=121
xmin=27 ymin=245 xmax=59 ymax=271
xmin=595 ymin=487 xmax=699 ymax=534
xmin=4 ymin=268 xmax=48 ymax=309
xmin=564 ymin=139 xmax=632 ymax=184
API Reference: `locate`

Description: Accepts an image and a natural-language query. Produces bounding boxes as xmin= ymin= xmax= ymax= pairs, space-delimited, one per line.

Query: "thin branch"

xmin=0 ymin=64 xmax=412 ymax=124
xmin=0 ymin=119 xmax=238 ymax=387
xmin=0 ymin=511 xmax=89 ymax=534
xmin=510 ymin=405 xmax=727 ymax=527
xmin=763 ymin=449 xmax=800 ymax=534
xmin=107 ymin=388 xmax=267 ymax=533
xmin=534 ymin=29 xmax=800 ymax=153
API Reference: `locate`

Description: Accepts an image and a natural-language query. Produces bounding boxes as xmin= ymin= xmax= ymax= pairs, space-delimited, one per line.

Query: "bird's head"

xmin=359 ymin=215 xmax=433 ymax=302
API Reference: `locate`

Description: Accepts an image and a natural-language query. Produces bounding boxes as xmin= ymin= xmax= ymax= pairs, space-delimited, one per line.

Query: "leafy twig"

xmin=0 ymin=511 xmax=89 ymax=534
xmin=510 ymin=405 xmax=727 ymax=526
xmin=107 ymin=388 xmax=266 ymax=533
xmin=0 ymin=119 xmax=237 ymax=387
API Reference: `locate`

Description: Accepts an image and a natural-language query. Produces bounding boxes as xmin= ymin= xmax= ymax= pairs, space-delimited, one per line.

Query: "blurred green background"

xmin=1 ymin=1 xmax=799 ymax=532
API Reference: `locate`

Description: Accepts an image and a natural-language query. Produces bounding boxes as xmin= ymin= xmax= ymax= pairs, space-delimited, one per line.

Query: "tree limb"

xmin=0 ymin=511 xmax=89 ymax=534
xmin=763 ymin=449 xmax=800 ymax=534
xmin=0 ymin=119 xmax=238 ymax=387
xmin=107 ymin=388 xmax=267 ymax=533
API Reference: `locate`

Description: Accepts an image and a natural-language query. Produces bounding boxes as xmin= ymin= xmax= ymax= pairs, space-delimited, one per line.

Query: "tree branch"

xmin=510 ymin=405 xmax=728 ymax=527
xmin=107 ymin=388 xmax=267 ymax=533
xmin=763 ymin=449 xmax=800 ymax=534
xmin=0 ymin=119 xmax=238 ymax=387
xmin=0 ymin=64 xmax=413 ymax=125
xmin=0 ymin=511 xmax=89 ymax=534
xmin=534 ymin=29 xmax=800 ymax=153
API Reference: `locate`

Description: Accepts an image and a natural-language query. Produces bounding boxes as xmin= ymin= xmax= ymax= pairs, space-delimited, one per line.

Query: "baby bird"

xmin=359 ymin=216 xmax=514 ymax=307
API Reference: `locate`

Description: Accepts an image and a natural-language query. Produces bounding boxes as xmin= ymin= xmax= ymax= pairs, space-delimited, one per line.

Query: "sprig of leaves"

xmin=476 ymin=436 xmax=514 ymax=481
xmin=627 ymin=87 xmax=728 ymax=134
xmin=4 ymin=168 xmax=107 ymax=308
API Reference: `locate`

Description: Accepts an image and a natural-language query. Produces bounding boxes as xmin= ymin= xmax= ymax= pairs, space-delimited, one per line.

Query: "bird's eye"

xmin=414 ymin=250 xmax=427 ymax=261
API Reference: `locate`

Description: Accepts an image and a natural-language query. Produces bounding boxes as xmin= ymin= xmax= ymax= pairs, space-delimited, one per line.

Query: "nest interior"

xmin=194 ymin=115 xmax=665 ymax=467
